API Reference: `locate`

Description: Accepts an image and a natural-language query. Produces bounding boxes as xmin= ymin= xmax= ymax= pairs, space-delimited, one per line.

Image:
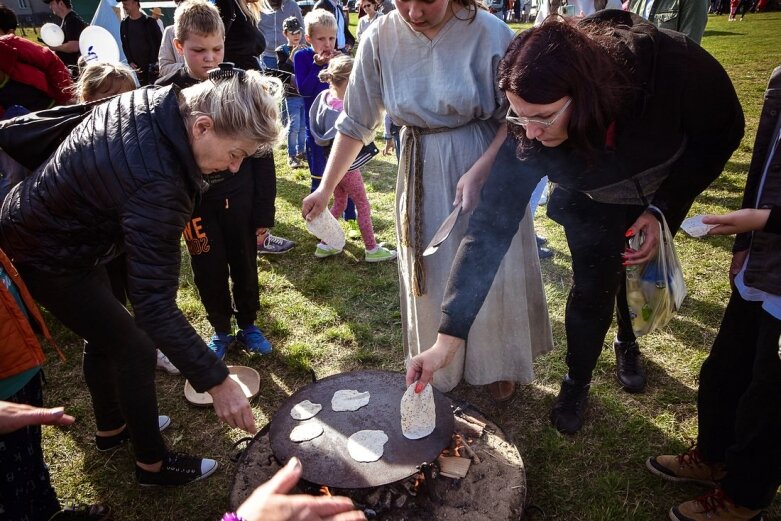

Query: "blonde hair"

xmin=317 ymin=54 xmax=353 ymax=86
xmin=73 ymin=61 xmax=136 ymax=103
xmin=179 ymin=70 xmax=284 ymax=156
xmin=174 ymin=0 xmax=225 ymax=42
xmin=304 ymin=8 xmax=336 ymax=36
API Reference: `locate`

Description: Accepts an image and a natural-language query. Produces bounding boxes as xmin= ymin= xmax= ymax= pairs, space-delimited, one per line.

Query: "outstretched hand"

xmin=0 ymin=401 xmax=75 ymax=434
xmin=236 ymin=458 xmax=366 ymax=521
xmin=703 ymin=209 xmax=771 ymax=236
xmin=623 ymin=211 xmax=661 ymax=266
xmin=209 ymin=377 xmax=257 ymax=434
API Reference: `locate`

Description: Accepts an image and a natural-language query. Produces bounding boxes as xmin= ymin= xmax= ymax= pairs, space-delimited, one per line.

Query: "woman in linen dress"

xmin=302 ymin=0 xmax=552 ymax=396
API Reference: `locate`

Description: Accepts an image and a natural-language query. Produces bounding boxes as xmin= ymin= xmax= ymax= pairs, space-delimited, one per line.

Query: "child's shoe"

xmin=258 ymin=233 xmax=295 ymax=255
xmin=236 ymin=325 xmax=273 ymax=355
xmin=314 ymin=243 xmax=342 ymax=258
xmin=365 ymin=245 xmax=397 ymax=263
xmin=346 ymin=219 xmax=361 ymax=239
xmin=207 ymin=332 xmax=234 ymax=360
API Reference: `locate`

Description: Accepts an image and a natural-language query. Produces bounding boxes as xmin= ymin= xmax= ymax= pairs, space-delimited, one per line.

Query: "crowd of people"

xmin=0 ymin=0 xmax=778 ymax=520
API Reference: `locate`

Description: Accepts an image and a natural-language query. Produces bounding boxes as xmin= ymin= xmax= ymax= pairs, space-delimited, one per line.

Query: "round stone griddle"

xmin=269 ymin=370 xmax=454 ymax=489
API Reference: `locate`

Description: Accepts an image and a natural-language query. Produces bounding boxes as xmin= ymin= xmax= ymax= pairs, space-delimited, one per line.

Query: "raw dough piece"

xmin=306 ymin=210 xmax=346 ymax=250
xmin=290 ymin=400 xmax=322 ymax=421
xmin=347 ymin=430 xmax=389 ymax=462
xmin=400 ymin=382 xmax=436 ymax=440
xmin=289 ymin=421 xmax=324 ymax=442
xmin=680 ymin=214 xmax=717 ymax=238
xmin=331 ymin=389 xmax=371 ymax=412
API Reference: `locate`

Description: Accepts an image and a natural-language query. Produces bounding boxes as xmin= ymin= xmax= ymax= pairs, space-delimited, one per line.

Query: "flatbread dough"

xmin=400 ymin=382 xmax=436 ymax=440
xmin=331 ymin=389 xmax=371 ymax=412
xmin=680 ymin=214 xmax=717 ymax=238
xmin=290 ymin=400 xmax=322 ymax=421
xmin=289 ymin=421 xmax=324 ymax=443
xmin=306 ymin=210 xmax=346 ymax=250
xmin=347 ymin=430 xmax=389 ymax=462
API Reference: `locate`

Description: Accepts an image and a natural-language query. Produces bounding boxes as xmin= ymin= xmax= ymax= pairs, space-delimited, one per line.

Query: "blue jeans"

xmin=286 ymin=96 xmax=307 ymax=158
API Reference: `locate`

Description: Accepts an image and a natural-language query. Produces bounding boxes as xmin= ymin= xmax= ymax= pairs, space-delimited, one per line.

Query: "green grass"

xmin=38 ymin=12 xmax=781 ymax=521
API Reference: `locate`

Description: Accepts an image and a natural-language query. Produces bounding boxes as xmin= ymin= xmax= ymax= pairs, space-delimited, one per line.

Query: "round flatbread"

xmin=290 ymin=400 xmax=322 ymax=421
xmin=347 ymin=430 xmax=389 ymax=462
xmin=400 ymin=382 xmax=436 ymax=440
xmin=289 ymin=421 xmax=324 ymax=443
xmin=331 ymin=389 xmax=371 ymax=412
xmin=306 ymin=210 xmax=346 ymax=250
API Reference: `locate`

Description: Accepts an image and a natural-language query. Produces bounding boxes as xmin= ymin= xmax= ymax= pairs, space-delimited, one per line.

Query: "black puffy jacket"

xmin=0 ymin=86 xmax=229 ymax=392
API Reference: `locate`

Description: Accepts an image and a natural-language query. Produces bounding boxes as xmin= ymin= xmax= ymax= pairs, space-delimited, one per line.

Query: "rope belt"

xmin=400 ymin=125 xmax=451 ymax=297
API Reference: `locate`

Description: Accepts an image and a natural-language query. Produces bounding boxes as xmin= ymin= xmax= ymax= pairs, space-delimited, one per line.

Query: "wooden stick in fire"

xmin=455 ymin=433 xmax=481 ymax=464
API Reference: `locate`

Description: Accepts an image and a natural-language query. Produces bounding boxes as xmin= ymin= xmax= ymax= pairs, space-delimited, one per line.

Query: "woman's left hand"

xmin=623 ymin=211 xmax=660 ymax=266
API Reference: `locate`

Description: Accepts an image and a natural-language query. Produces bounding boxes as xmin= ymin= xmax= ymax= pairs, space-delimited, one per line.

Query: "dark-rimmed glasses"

xmin=506 ymin=97 xmax=572 ymax=128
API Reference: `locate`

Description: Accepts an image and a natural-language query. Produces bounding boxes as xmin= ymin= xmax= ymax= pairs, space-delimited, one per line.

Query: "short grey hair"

xmin=179 ymin=70 xmax=283 ymax=156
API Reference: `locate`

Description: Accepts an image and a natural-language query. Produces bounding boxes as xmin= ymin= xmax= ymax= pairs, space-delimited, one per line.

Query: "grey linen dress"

xmin=335 ymin=9 xmax=553 ymax=392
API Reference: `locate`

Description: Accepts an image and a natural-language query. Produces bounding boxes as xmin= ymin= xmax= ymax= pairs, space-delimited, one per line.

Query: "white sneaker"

xmin=156 ymin=350 xmax=180 ymax=375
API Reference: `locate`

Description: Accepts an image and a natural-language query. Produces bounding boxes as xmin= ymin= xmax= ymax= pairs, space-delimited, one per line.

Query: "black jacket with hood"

xmin=0 ymin=86 xmax=229 ymax=392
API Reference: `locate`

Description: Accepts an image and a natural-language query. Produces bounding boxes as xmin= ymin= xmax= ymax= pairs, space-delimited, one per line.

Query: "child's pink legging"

xmin=330 ymin=169 xmax=377 ymax=250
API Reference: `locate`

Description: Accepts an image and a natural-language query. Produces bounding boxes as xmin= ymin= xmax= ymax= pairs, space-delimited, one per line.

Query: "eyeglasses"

xmin=506 ymin=97 xmax=572 ymax=128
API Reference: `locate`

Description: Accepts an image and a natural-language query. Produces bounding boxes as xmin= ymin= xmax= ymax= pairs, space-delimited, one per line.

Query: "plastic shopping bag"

xmin=625 ymin=206 xmax=687 ymax=336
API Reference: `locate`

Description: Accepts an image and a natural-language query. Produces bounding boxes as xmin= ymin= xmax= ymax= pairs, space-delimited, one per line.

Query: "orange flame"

xmin=320 ymin=486 xmax=331 ymax=496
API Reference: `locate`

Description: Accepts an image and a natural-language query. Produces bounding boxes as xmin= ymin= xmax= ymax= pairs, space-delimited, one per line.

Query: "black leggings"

xmin=548 ymin=188 xmax=645 ymax=383
xmin=18 ymin=264 xmax=165 ymax=464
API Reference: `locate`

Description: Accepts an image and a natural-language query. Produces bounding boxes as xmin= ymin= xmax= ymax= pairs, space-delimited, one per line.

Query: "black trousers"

xmin=0 ymin=371 xmax=61 ymax=521
xmin=697 ymin=292 xmax=781 ymax=509
xmin=549 ymin=188 xmax=647 ymax=383
xmin=17 ymin=264 xmax=165 ymax=464
xmin=185 ymin=191 xmax=259 ymax=333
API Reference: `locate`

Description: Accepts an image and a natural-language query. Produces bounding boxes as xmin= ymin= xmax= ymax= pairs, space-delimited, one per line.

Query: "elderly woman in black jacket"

xmin=406 ymin=11 xmax=745 ymax=435
xmin=0 ymin=68 xmax=281 ymax=485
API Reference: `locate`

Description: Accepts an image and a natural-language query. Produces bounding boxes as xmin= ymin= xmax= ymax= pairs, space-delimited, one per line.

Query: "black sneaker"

xmin=50 ymin=504 xmax=112 ymax=520
xmin=550 ymin=376 xmax=590 ymax=434
xmin=614 ymin=340 xmax=646 ymax=393
xmin=95 ymin=415 xmax=172 ymax=452
xmin=136 ymin=452 xmax=218 ymax=486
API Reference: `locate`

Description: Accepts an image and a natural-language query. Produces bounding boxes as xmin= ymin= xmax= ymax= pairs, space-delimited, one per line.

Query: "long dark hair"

xmin=497 ymin=16 xmax=637 ymax=161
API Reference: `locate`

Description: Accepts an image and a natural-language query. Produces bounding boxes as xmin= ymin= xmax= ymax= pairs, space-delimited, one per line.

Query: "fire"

xmin=411 ymin=472 xmax=425 ymax=494
xmin=320 ymin=486 xmax=331 ymax=496
xmin=453 ymin=434 xmax=466 ymax=457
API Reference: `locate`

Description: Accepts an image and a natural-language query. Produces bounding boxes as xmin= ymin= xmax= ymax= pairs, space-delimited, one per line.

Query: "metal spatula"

xmin=423 ymin=205 xmax=461 ymax=256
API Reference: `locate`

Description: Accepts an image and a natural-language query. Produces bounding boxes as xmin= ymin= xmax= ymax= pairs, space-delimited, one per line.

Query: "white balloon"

xmin=40 ymin=23 xmax=65 ymax=47
xmin=79 ymin=25 xmax=120 ymax=64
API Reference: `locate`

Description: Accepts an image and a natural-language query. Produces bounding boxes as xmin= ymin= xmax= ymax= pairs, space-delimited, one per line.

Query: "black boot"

xmin=614 ymin=340 xmax=646 ymax=393
xmin=550 ymin=376 xmax=590 ymax=434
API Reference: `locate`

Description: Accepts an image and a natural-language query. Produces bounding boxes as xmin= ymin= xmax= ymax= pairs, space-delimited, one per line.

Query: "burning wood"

xmin=320 ymin=485 xmax=331 ymax=496
xmin=455 ymin=433 xmax=481 ymax=464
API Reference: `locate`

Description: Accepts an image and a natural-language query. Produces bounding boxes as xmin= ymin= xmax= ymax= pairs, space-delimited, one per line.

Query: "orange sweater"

xmin=0 ymin=248 xmax=63 ymax=379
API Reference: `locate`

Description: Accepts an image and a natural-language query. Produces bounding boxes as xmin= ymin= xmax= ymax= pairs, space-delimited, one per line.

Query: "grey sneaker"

xmin=136 ymin=452 xmax=218 ymax=487
xmin=258 ymin=234 xmax=295 ymax=255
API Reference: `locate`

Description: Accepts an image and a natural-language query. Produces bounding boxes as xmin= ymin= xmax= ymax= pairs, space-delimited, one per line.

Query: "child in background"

xmin=276 ymin=16 xmax=307 ymax=169
xmin=73 ymin=61 xmax=136 ymax=102
xmin=156 ymin=0 xmax=285 ymax=359
xmin=295 ymin=9 xmax=357 ymax=232
xmin=308 ymin=55 xmax=396 ymax=262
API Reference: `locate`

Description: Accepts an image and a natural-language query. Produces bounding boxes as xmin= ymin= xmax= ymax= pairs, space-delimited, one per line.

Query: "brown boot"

xmin=487 ymin=380 xmax=516 ymax=402
xmin=647 ymin=447 xmax=726 ymax=486
xmin=670 ymin=488 xmax=763 ymax=521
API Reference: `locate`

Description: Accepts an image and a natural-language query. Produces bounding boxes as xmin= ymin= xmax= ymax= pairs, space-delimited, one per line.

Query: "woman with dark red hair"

xmin=406 ymin=11 xmax=744 ymax=435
